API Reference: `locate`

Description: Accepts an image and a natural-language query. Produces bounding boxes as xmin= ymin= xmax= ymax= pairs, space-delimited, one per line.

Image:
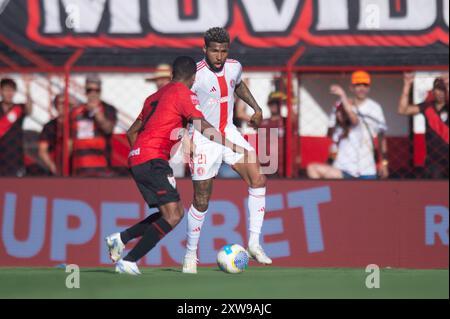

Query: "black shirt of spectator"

xmin=0 ymin=103 xmax=26 ymax=177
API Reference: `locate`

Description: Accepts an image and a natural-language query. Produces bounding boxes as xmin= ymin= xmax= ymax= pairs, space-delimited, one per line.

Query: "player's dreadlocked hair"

xmin=204 ymin=27 xmax=230 ymax=47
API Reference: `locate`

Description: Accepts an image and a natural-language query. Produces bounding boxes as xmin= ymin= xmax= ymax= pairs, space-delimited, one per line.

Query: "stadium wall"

xmin=0 ymin=179 xmax=448 ymax=269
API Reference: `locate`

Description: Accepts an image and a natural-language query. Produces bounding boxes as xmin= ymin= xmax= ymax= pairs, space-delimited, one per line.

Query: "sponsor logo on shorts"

xmin=128 ymin=148 xmax=140 ymax=158
xmin=230 ymin=80 xmax=235 ymax=88
xmin=0 ymin=0 xmax=10 ymax=16
xmin=167 ymin=175 xmax=177 ymax=189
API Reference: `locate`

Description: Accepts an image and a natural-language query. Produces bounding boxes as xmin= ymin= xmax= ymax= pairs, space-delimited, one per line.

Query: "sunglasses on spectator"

xmin=86 ymin=87 xmax=101 ymax=93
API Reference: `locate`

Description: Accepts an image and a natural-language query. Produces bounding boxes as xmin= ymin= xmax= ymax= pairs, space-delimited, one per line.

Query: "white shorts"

xmin=189 ymin=126 xmax=255 ymax=181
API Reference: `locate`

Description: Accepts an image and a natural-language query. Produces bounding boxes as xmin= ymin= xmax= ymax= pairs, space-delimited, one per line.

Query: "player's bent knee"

xmin=193 ymin=196 xmax=210 ymax=212
xmin=307 ymin=164 xmax=318 ymax=178
xmin=250 ymin=173 xmax=266 ymax=189
xmin=194 ymin=194 xmax=210 ymax=212
xmin=166 ymin=210 xmax=184 ymax=227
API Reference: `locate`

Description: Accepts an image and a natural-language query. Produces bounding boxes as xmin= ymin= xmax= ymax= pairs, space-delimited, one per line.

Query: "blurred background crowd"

xmin=1 ymin=67 xmax=448 ymax=179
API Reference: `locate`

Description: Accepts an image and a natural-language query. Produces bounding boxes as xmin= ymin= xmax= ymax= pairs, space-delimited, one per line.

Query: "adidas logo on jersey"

xmin=210 ymin=87 xmax=217 ymax=93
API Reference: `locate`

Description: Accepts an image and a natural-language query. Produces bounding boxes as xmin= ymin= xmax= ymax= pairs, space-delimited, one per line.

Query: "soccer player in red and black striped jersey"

xmin=399 ymin=73 xmax=449 ymax=179
xmin=105 ymin=56 xmax=245 ymax=275
xmin=0 ymin=78 xmax=33 ymax=177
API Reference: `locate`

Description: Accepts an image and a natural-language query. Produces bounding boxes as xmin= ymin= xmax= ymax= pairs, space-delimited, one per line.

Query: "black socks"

xmin=120 ymin=212 xmax=162 ymax=245
xmin=123 ymin=217 xmax=173 ymax=262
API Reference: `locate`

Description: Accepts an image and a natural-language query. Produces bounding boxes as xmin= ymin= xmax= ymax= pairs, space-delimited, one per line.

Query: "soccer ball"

xmin=217 ymin=244 xmax=249 ymax=274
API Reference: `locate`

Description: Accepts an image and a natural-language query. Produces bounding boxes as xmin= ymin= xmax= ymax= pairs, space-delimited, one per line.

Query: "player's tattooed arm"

xmin=127 ymin=120 xmax=142 ymax=147
xmin=234 ymin=81 xmax=263 ymax=128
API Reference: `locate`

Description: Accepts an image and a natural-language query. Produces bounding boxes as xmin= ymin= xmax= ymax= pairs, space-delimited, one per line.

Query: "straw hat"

xmin=145 ymin=64 xmax=172 ymax=82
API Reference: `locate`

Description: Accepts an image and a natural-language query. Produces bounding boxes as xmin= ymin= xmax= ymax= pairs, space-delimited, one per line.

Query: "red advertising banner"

xmin=0 ymin=179 xmax=448 ymax=269
xmin=0 ymin=0 xmax=448 ymax=67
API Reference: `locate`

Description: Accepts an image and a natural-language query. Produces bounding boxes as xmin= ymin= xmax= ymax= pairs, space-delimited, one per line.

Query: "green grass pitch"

xmin=0 ymin=267 xmax=447 ymax=299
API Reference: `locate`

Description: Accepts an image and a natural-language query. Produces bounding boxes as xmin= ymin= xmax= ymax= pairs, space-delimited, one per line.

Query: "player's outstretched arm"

xmin=127 ymin=119 xmax=142 ymax=147
xmin=191 ymin=117 xmax=246 ymax=155
xmin=235 ymin=81 xmax=263 ymax=128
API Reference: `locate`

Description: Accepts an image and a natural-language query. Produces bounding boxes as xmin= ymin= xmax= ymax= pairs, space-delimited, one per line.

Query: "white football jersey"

xmin=192 ymin=59 xmax=242 ymax=133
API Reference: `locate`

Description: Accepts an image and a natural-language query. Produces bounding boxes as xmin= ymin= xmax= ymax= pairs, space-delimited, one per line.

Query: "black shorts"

xmin=130 ymin=159 xmax=180 ymax=208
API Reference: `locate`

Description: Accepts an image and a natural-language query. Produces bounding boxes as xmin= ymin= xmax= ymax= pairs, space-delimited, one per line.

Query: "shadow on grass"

xmin=158 ymin=268 xmax=182 ymax=273
xmin=81 ymin=269 xmax=116 ymax=274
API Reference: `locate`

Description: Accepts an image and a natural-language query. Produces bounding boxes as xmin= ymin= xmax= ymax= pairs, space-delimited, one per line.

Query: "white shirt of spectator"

xmin=328 ymin=98 xmax=387 ymax=177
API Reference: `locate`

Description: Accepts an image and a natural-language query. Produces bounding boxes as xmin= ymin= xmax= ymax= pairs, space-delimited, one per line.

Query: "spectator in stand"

xmin=0 ymin=77 xmax=33 ymax=177
xmin=259 ymin=91 xmax=287 ymax=177
xmin=398 ymin=73 xmax=449 ymax=179
xmin=38 ymin=93 xmax=76 ymax=175
xmin=307 ymin=71 xmax=389 ymax=180
xmin=70 ymin=76 xmax=117 ymax=177
xmin=146 ymin=64 xmax=172 ymax=90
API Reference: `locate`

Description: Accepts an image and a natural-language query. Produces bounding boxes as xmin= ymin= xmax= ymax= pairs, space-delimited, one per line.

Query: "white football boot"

xmin=182 ymin=253 xmax=199 ymax=274
xmin=115 ymin=259 xmax=141 ymax=275
xmin=105 ymin=233 xmax=125 ymax=263
xmin=248 ymin=246 xmax=273 ymax=265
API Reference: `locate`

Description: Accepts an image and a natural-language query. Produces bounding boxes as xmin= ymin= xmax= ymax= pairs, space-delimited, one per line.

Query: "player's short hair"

xmin=172 ymin=56 xmax=197 ymax=80
xmin=0 ymin=78 xmax=17 ymax=90
xmin=204 ymin=27 xmax=230 ymax=47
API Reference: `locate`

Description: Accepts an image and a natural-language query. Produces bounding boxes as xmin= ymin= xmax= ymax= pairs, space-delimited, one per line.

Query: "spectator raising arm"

xmin=91 ymin=106 xmax=116 ymax=134
xmin=330 ymin=85 xmax=359 ymax=126
xmin=377 ymin=132 xmax=389 ymax=179
xmin=398 ymin=72 xmax=421 ymax=116
xmin=23 ymin=74 xmax=33 ymax=115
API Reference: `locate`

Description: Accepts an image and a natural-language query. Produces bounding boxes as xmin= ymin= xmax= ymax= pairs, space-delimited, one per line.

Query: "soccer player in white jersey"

xmin=182 ymin=27 xmax=272 ymax=274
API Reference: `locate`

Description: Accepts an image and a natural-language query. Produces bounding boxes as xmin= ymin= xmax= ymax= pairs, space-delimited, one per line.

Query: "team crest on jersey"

xmin=230 ymin=80 xmax=236 ymax=89
xmin=191 ymin=95 xmax=200 ymax=105
xmin=128 ymin=148 xmax=140 ymax=158
xmin=167 ymin=175 xmax=177 ymax=189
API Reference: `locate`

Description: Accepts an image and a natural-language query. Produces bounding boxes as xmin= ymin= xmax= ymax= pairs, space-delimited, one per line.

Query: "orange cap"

xmin=351 ymin=71 xmax=371 ymax=85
